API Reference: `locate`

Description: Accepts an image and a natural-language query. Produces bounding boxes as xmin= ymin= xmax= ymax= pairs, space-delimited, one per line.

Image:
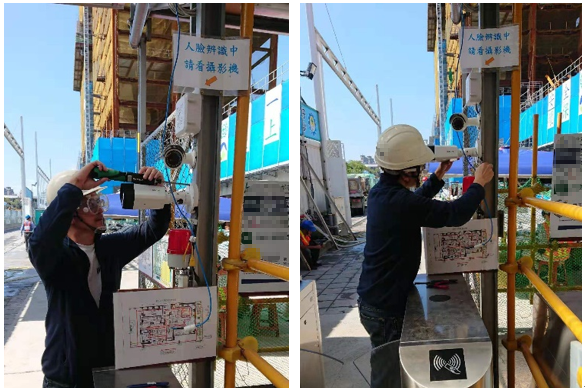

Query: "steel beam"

xmin=20 ymin=117 xmax=27 ymax=220
xmin=306 ymin=4 xmax=332 ymax=213
xmin=314 ymin=30 xmax=380 ymax=127
xmin=269 ymin=34 xmax=278 ymax=89
xmin=4 ymin=124 xmax=24 ymax=159
xmin=528 ymin=4 xmax=537 ymax=95
xmin=138 ymin=35 xmax=147 ymax=167
xmin=190 ymin=3 xmax=225 ymax=388
xmin=479 ymin=4 xmax=500 ymax=388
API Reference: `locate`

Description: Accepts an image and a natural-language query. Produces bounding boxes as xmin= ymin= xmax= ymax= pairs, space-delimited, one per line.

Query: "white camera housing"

xmin=175 ymin=93 xmax=202 ymax=138
xmin=120 ymin=183 xmax=199 ymax=211
xmin=465 ymin=72 xmax=482 ymax=106
xmin=449 ymin=112 xmax=480 ymax=132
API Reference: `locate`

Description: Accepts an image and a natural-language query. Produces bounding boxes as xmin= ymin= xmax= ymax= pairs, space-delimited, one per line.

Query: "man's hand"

xmin=435 ymin=160 xmax=455 ymax=180
xmin=139 ymin=166 xmax=164 ymax=186
xmin=473 ymin=163 xmax=494 ymax=187
xmin=69 ymin=161 xmax=109 ymax=191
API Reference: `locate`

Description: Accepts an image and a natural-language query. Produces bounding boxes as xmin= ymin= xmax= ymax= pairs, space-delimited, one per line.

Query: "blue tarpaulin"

xmin=427 ymin=148 xmax=554 ymax=177
xmin=104 ymin=193 xmax=232 ymax=221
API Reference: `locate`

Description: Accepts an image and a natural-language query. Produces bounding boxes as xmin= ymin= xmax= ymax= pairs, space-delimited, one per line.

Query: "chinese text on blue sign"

xmin=460 ymin=26 xmax=519 ymax=70
xmin=172 ymin=34 xmax=250 ymax=92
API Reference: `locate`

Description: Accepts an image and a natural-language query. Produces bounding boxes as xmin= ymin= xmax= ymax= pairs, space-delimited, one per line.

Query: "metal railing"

xmin=521 ymin=56 xmax=582 ymax=112
xmin=222 ymin=61 xmax=289 ymax=117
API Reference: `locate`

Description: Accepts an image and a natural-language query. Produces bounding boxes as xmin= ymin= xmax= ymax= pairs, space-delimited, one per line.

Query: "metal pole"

xmin=478 ymin=4 xmax=499 ymax=388
xmin=137 ymin=35 xmax=147 ymax=225
xmin=190 ymin=3 xmax=224 ymax=388
xmin=505 ymin=4 xmax=523 ymax=388
xmin=224 ymin=3 xmax=253 ymax=388
xmin=530 ymin=115 xmax=539 ymax=266
xmin=376 ymin=84 xmax=382 ymax=137
xmin=306 ymin=3 xmax=331 ymax=213
xmin=35 ymin=132 xmax=39 ymax=209
xmin=138 ymin=35 xmax=147 ymax=167
xmin=20 ymin=117 xmax=27 ymax=220
xmin=389 ymin=98 xmax=394 ymax=126
xmin=49 ymin=159 xmax=52 ymax=178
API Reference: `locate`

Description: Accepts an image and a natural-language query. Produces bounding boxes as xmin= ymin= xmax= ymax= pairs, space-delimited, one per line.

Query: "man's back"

xmin=358 ymin=175 xmax=431 ymax=316
xmin=357 ymin=173 xmax=486 ymax=316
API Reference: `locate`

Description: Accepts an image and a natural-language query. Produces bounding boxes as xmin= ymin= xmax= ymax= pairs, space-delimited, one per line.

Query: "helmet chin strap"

xmin=74 ymin=211 xmax=107 ymax=234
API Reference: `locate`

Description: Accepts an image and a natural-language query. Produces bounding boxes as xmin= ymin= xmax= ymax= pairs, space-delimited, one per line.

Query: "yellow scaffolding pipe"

xmin=521 ymin=195 xmax=583 ymax=222
xmin=241 ymin=348 xmax=290 ymax=388
xmin=530 ymin=115 xmax=538 ymax=264
xmin=504 ymin=4 xmax=522 ymax=387
xmin=518 ymin=257 xmax=582 ymax=343
xmin=247 ymin=259 xmax=289 ymax=281
xmin=224 ymin=3 xmax=254 ymax=388
xmin=517 ymin=336 xmax=549 ymax=388
xmin=578 ymin=367 xmax=582 ymax=387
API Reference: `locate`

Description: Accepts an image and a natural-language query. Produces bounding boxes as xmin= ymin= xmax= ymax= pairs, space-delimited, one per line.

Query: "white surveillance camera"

xmin=163 ymin=144 xmax=197 ymax=169
xmin=449 ymin=112 xmax=480 ymax=132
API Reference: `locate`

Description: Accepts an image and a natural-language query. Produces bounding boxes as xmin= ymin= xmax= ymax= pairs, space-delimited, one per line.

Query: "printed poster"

xmin=562 ymin=79 xmax=571 ymax=122
xmin=220 ymin=117 xmax=229 ymax=163
xmin=263 ymin=84 xmax=282 ymax=146
xmin=114 ymin=287 xmax=218 ymax=369
xmin=423 ymin=219 xmax=498 ymax=275
xmin=547 ymin=89 xmax=556 ymax=129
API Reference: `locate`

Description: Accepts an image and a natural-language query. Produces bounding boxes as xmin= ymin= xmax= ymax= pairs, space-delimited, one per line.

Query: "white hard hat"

xmin=46 ymin=170 xmax=107 ymax=205
xmin=375 ymin=124 xmax=435 ymax=171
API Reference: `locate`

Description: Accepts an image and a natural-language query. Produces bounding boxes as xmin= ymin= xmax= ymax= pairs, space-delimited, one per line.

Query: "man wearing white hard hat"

xmin=28 ymin=161 xmax=171 ymax=388
xmin=356 ymin=124 xmax=494 ymax=387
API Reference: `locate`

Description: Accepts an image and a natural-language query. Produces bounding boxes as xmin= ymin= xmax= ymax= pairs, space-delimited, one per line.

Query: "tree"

xmin=346 ymin=160 xmax=377 ymax=175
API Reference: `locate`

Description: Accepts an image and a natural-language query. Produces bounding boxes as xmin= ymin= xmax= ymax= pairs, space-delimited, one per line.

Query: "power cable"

xmin=324 ymin=4 xmax=348 ymax=70
xmin=158 ymin=5 xmax=212 ymax=328
xmin=453 ymin=8 xmax=493 ymax=248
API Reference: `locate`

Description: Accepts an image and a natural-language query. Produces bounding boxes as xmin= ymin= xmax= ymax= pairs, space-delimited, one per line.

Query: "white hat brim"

xmin=82 ymin=186 xmax=107 ymax=197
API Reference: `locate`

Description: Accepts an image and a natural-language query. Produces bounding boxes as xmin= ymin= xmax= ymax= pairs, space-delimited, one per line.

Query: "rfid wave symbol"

xmin=433 ymin=353 xmax=462 ymax=375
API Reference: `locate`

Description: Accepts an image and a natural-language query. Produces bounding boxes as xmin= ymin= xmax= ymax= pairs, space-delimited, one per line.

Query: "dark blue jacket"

xmin=357 ymin=173 xmax=485 ymax=317
xmin=28 ymin=184 xmax=171 ymax=387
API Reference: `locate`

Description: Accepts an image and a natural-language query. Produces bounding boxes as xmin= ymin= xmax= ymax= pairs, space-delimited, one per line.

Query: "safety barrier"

xmin=500 ymin=13 xmax=583 ymax=386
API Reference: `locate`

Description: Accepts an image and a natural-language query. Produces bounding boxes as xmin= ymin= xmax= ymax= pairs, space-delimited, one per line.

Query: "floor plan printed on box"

xmin=432 ymin=229 xmax=488 ymax=261
xmin=129 ymin=302 xmax=203 ymax=348
xmin=114 ymin=287 xmax=218 ymax=369
xmin=423 ymin=219 xmax=498 ymax=274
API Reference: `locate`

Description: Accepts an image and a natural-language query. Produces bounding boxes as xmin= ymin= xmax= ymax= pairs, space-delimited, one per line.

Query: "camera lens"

xmin=164 ymin=145 xmax=185 ymax=169
xmin=452 ymin=115 xmax=465 ymax=131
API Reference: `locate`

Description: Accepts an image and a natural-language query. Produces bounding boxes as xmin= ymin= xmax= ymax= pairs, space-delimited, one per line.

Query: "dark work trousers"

xmin=24 ymin=232 xmax=32 ymax=252
xmin=43 ymin=376 xmax=74 ymax=388
xmin=301 ymin=243 xmax=321 ymax=269
xmin=358 ymin=298 xmax=404 ymax=388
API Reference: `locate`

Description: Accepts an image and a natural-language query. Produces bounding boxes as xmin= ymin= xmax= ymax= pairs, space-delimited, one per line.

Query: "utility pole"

xmin=49 ymin=159 xmax=52 ymax=178
xmin=137 ymin=29 xmax=147 ymax=225
xmin=389 ymin=98 xmax=394 ymax=126
xmin=306 ymin=3 xmax=331 ymax=213
xmin=375 ymin=84 xmax=382 ymax=137
xmin=479 ymin=4 xmax=499 ymax=387
xmin=20 ymin=117 xmax=27 ymax=219
xmin=35 ymin=132 xmax=39 ymax=209
xmin=190 ymin=3 xmax=224 ymax=388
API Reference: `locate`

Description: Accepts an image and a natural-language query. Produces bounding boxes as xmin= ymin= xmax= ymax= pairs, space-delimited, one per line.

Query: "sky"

xmin=3 ymin=4 xmax=289 ymax=195
xmin=4 ymin=3 xmax=82 ymax=195
xmin=300 ymin=3 xmax=436 ymax=161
